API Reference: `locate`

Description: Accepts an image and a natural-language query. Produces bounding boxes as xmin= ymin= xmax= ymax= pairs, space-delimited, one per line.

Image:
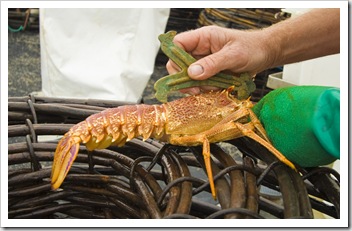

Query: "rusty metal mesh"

xmin=8 ymin=95 xmax=340 ymax=219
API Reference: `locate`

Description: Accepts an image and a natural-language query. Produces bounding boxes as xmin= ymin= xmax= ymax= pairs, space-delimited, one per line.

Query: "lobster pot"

xmin=8 ymin=95 xmax=340 ymax=219
xmin=197 ymin=8 xmax=290 ymax=30
xmin=8 ymin=8 xmax=40 ymax=31
xmin=165 ymin=8 xmax=202 ymax=33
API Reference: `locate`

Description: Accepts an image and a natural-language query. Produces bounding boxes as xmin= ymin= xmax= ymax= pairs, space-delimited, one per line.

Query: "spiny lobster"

xmin=51 ymin=86 xmax=296 ymax=199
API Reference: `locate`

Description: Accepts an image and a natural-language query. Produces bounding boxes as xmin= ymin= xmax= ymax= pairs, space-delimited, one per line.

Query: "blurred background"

xmin=8 ymin=8 xmax=292 ymax=104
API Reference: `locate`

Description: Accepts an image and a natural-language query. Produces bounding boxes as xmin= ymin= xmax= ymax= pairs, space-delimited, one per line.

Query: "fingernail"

xmin=188 ymin=64 xmax=204 ymax=78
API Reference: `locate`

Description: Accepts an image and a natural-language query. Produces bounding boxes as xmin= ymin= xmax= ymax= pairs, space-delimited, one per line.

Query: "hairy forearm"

xmin=263 ymin=8 xmax=340 ymax=68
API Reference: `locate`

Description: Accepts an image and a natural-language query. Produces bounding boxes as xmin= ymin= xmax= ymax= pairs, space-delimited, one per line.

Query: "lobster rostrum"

xmin=51 ymin=86 xmax=296 ymax=199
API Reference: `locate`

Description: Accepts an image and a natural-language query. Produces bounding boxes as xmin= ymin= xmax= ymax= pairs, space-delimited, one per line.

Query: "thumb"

xmin=187 ymin=50 xmax=234 ymax=80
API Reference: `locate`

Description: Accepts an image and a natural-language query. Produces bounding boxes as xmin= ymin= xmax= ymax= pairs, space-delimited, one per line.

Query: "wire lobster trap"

xmin=8 ymin=95 xmax=340 ymax=219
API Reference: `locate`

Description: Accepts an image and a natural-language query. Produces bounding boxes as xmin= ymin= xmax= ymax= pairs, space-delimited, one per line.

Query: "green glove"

xmin=252 ymin=86 xmax=340 ymax=167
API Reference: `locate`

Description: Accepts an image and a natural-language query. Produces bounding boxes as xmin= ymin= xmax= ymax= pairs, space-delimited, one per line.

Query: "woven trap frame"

xmin=8 ymin=8 xmax=39 ymax=31
xmin=197 ymin=8 xmax=290 ymax=30
xmin=8 ymin=95 xmax=340 ymax=219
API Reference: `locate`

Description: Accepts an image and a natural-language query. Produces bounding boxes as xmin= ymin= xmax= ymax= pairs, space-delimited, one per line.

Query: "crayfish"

xmin=51 ymin=86 xmax=296 ymax=199
xmin=51 ymin=31 xmax=296 ymax=200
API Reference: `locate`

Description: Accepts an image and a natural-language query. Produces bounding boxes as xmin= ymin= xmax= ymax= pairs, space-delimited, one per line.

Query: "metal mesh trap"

xmin=8 ymin=95 xmax=340 ymax=219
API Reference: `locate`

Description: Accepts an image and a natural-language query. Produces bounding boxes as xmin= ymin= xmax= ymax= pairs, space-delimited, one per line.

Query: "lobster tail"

xmin=51 ymin=132 xmax=81 ymax=190
xmin=51 ymin=104 xmax=168 ymax=190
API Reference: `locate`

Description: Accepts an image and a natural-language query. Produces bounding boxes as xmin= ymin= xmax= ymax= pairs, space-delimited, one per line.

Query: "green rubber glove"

xmin=252 ymin=86 xmax=340 ymax=167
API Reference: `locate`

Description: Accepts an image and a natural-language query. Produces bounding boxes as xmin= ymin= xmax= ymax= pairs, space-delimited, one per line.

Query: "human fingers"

xmin=175 ymin=26 xmax=275 ymax=79
xmin=180 ymin=85 xmax=220 ymax=95
xmin=166 ymin=60 xmax=181 ymax=74
xmin=166 ymin=60 xmax=219 ymax=95
xmin=187 ymin=47 xmax=242 ymax=80
xmin=173 ymin=26 xmax=245 ymax=79
xmin=179 ymin=87 xmax=201 ymax=95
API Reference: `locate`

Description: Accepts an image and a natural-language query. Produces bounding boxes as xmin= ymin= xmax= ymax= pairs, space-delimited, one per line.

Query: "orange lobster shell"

xmin=51 ymin=86 xmax=296 ymax=199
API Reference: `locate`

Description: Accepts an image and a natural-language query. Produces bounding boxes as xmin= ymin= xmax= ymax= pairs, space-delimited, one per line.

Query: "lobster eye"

xmin=229 ymin=90 xmax=238 ymax=98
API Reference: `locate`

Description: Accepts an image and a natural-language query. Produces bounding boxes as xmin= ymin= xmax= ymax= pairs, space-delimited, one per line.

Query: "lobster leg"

xmin=169 ymin=107 xmax=296 ymax=200
xmin=169 ymin=133 xmax=217 ymax=199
